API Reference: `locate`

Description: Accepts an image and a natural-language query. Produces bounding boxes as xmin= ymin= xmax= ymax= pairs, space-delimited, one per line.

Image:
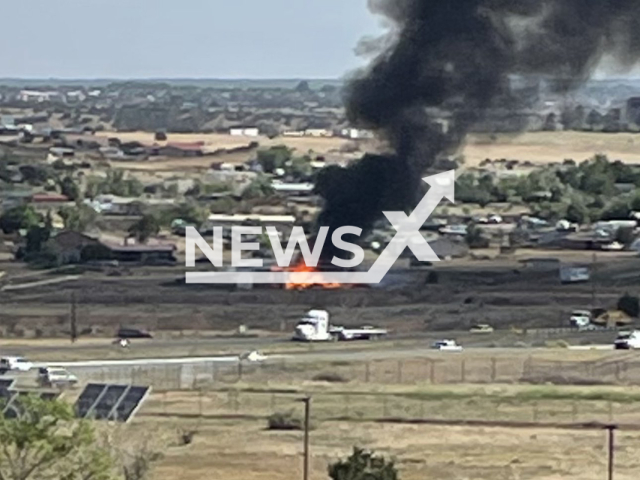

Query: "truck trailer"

xmin=292 ymin=310 xmax=388 ymax=342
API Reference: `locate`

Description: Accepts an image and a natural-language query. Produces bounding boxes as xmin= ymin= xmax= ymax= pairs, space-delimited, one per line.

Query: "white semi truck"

xmin=292 ymin=310 xmax=388 ymax=342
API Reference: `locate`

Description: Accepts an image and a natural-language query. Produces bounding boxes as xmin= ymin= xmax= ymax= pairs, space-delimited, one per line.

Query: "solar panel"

xmin=2 ymin=390 xmax=60 ymax=419
xmin=0 ymin=379 xmax=15 ymax=391
xmin=113 ymin=386 xmax=150 ymax=422
xmin=74 ymin=383 xmax=151 ymax=422
xmin=75 ymin=383 xmax=107 ymax=418
xmin=93 ymin=385 xmax=127 ymax=420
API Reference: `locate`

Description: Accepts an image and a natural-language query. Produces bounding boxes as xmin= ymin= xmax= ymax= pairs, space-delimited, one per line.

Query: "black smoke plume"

xmin=315 ymin=0 xmax=640 ymax=261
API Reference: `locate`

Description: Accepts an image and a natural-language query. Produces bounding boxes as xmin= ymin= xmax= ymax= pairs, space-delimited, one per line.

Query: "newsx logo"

xmin=185 ymin=170 xmax=455 ymax=284
xmin=185 ymin=224 xmax=364 ymax=269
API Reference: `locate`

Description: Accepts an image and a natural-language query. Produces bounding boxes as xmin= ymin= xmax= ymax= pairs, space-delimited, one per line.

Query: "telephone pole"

xmin=606 ymin=424 xmax=617 ymax=480
xmin=70 ymin=292 xmax=78 ymax=343
xmin=299 ymin=396 xmax=311 ymax=480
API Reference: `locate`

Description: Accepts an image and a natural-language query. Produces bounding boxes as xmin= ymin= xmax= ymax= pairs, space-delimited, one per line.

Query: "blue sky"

xmin=1 ymin=0 xmax=385 ymax=79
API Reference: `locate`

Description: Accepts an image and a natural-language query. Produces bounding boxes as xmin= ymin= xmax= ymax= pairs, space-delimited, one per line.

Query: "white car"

xmin=432 ymin=340 xmax=463 ymax=351
xmin=37 ymin=367 xmax=78 ymax=387
xmin=0 ymin=357 xmax=33 ymax=372
xmin=239 ymin=350 xmax=267 ymax=362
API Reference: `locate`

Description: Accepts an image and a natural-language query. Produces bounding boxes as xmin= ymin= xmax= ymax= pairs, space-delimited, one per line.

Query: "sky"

xmin=0 ymin=0 xmax=385 ymax=79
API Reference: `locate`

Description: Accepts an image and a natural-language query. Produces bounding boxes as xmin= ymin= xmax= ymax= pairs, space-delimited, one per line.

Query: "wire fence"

xmin=74 ymin=354 xmax=640 ymax=391
xmin=140 ymin=388 xmax=640 ymax=427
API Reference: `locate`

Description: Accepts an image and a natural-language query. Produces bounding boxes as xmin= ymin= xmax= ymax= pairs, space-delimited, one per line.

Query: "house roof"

xmin=31 ymin=193 xmax=70 ymax=203
xmin=104 ymin=243 xmax=176 ymax=253
xmin=164 ymin=142 xmax=205 ymax=151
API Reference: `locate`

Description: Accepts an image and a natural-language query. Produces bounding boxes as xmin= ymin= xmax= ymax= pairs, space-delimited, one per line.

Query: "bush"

xmin=329 ymin=447 xmax=398 ymax=480
xmin=312 ymin=372 xmax=348 ymax=383
xmin=545 ymin=339 xmax=570 ymax=349
xmin=618 ymin=293 xmax=640 ymax=318
xmin=267 ymin=411 xmax=303 ymax=430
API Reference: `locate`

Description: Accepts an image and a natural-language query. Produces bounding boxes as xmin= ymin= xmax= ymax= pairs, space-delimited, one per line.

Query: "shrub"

xmin=618 ymin=293 xmax=640 ymax=318
xmin=312 ymin=372 xmax=348 ymax=383
xmin=267 ymin=411 xmax=303 ymax=430
xmin=545 ymin=339 xmax=570 ymax=349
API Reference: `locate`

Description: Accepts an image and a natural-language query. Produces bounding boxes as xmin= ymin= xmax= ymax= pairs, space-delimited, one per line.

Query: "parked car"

xmin=0 ymin=357 xmax=33 ymax=373
xmin=432 ymin=340 xmax=463 ymax=351
xmin=37 ymin=367 xmax=78 ymax=388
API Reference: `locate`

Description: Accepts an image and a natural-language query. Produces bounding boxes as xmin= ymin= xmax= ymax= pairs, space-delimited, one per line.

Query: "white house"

xmin=230 ymin=127 xmax=260 ymax=137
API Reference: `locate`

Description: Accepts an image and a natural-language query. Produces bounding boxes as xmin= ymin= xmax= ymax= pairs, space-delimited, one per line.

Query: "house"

xmin=18 ymin=90 xmax=65 ymax=103
xmin=229 ymin=127 xmax=259 ymax=137
xmin=46 ymin=231 xmax=176 ymax=264
xmin=340 ymin=128 xmax=375 ymax=139
xmin=272 ymin=182 xmax=315 ymax=196
xmin=30 ymin=193 xmax=72 ymax=211
xmin=154 ymin=142 xmax=204 ymax=157
xmin=47 ymin=231 xmax=102 ymax=264
xmin=103 ymin=242 xmax=177 ymax=263
xmin=205 ymin=213 xmax=296 ymax=229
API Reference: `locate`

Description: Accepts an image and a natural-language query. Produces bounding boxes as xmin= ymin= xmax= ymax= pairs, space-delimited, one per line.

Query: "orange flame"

xmin=271 ymin=258 xmax=342 ymax=290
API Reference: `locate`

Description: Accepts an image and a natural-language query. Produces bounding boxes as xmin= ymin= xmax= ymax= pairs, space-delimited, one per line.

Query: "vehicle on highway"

xmin=239 ymin=350 xmax=267 ymax=362
xmin=470 ymin=324 xmax=494 ymax=334
xmin=0 ymin=356 xmax=33 ymax=373
xmin=570 ymin=310 xmax=593 ymax=328
xmin=292 ymin=310 xmax=388 ymax=342
xmin=37 ymin=367 xmax=78 ymax=388
xmin=116 ymin=328 xmax=153 ymax=339
xmin=432 ymin=340 xmax=463 ymax=351
xmin=614 ymin=330 xmax=640 ymax=350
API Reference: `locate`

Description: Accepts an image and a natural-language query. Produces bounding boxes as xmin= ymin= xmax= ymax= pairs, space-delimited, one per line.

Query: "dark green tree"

xmin=0 ymin=205 xmax=41 ymax=234
xmin=59 ymin=176 xmax=81 ymax=201
xmin=128 ymin=214 xmax=160 ymax=243
xmin=328 ymin=448 xmax=398 ymax=480
xmin=618 ymin=293 xmax=640 ymax=318
xmin=256 ymin=146 xmax=292 ymax=174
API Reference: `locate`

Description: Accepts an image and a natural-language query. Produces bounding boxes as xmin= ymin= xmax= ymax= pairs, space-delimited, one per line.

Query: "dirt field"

xmin=96 ymin=131 xmax=358 ymax=155
xmin=463 ymin=131 xmax=640 ymax=166
xmin=133 ymin=382 xmax=640 ymax=480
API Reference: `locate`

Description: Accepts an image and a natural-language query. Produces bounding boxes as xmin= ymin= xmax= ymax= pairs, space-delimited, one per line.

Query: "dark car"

xmin=116 ymin=328 xmax=153 ymax=339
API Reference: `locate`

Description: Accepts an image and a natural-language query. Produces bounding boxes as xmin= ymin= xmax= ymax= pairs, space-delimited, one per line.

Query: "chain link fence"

xmin=71 ymin=354 xmax=640 ymax=391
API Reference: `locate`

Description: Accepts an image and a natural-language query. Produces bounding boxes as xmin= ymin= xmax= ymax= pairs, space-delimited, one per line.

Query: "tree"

xmin=60 ymin=176 xmax=81 ymax=201
xmin=465 ymin=224 xmax=490 ymax=249
xmin=0 ymin=395 xmax=114 ymax=480
xmin=0 ymin=205 xmax=41 ymax=234
xmin=59 ymin=205 xmax=98 ymax=232
xmin=295 ymin=80 xmax=311 ymax=93
xmin=256 ymin=146 xmax=292 ymax=174
xmin=242 ymin=174 xmax=275 ymax=200
xmin=328 ymin=448 xmax=398 ymax=480
xmin=618 ymin=293 xmax=640 ymax=318
xmin=128 ymin=214 xmax=160 ymax=243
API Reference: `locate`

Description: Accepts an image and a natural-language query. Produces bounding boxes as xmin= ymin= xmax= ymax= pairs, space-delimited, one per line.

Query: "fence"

xmin=72 ymin=353 xmax=640 ymax=391
xmin=142 ymin=388 xmax=640 ymax=427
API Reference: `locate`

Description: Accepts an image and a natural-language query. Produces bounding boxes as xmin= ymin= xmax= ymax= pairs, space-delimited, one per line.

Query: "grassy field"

xmin=132 ymin=383 xmax=640 ymax=480
xmin=463 ymin=131 xmax=640 ymax=165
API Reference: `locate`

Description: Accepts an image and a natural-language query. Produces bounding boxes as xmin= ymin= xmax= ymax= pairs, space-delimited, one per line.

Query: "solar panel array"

xmin=0 ymin=388 xmax=61 ymax=419
xmin=74 ymin=383 xmax=151 ymax=422
xmin=0 ymin=379 xmax=15 ymax=391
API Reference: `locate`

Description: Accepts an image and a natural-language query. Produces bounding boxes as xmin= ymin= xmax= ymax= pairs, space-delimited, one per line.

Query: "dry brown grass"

xmin=139 ymin=415 xmax=640 ymax=480
xmin=463 ymin=131 xmax=640 ymax=166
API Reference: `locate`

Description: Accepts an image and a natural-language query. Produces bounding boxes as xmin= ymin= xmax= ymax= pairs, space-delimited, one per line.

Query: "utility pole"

xmin=299 ymin=396 xmax=311 ymax=480
xmin=70 ymin=292 xmax=78 ymax=343
xmin=606 ymin=424 xmax=617 ymax=480
xmin=591 ymin=253 xmax=597 ymax=309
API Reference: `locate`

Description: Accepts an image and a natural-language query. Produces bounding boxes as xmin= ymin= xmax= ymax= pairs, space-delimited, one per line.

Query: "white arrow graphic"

xmin=186 ymin=170 xmax=455 ymax=284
